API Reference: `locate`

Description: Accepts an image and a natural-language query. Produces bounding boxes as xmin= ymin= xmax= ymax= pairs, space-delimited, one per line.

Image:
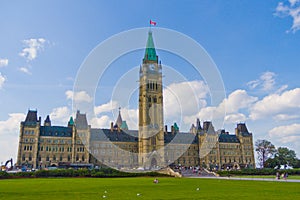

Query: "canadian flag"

xmin=150 ymin=20 xmax=157 ymax=26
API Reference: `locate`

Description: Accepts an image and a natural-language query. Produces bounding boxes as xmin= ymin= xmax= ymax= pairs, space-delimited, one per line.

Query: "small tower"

xmin=44 ymin=115 xmax=51 ymax=126
xmin=68 ymin=116 xmax=74 ymax=127
xmin=17 ymin=110 xmax=41 ymax=168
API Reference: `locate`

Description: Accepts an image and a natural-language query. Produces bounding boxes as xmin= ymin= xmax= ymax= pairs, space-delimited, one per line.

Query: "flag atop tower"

xmin=150 ymin=20 xmax=157 ymax=26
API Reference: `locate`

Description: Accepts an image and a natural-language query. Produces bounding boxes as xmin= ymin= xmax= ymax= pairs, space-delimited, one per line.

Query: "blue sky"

xmin=1 ymin=0 xmax=300 ymax=163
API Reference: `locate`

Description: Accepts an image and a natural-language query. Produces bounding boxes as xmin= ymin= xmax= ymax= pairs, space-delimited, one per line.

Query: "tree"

xmin=265 ymin=147 xmax=298 ymax=168
xmin=255 ymin=139 xmax=276 ymax=168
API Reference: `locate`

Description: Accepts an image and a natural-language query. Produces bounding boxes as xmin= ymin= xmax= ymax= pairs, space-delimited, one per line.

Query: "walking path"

xmin=189 ymin=176 xmax=300 ymax=183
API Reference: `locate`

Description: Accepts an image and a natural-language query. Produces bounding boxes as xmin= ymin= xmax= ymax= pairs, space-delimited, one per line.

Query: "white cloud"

xmin=65 ymin=90 xmax=93 ymax=103
xmin=0 ymin=134 xmax=19 ymax=164
xmin=225 ymin=113 xmax=247 ymax=124
xmin=50 ymin=106 xmax=71 ymax=124
xmin=0 ymin=113 xmax=26 ymax=135
xmin=94 ymin=100 xmax=118 ymax=115
xmin=184 ymin=89 xmax=257 ymax=128
xmin=273 ymin=114 xmax=299 ymax=121
xmin=92 ymin=104 xmax=138 ymax=130
xmin=163 ymin=80 xmax=209 ymax=124
xmin=275 ymin=84 xmax=288 ymax=94
xmin=269 ymin=123 xmax=300 ymax=147
xmin=269 ymin=123 xmax=300 ymax=137
xmin=19 ymin=67 xmax=32 ymax=75
xmin=247 ymin=71 xmax=276 ymax=91
xmin=275 ymin=0 xmax=300 ymax=33
xmin=19 ymin=38 xmax=47 ymax=61
xmin=90 ymin=115 xmax=111 ymax=128
xmin=290 ymin=0 xmax=299 ymax=6
xmin=250 ymin=88 xmax=300 ymax=120
xmin=0 ymin=113 xmax=26 ymax=162
xmin=0 ymin=58 xmax=8 ymax=67
xmin=223 ymin=90 xmax=258 ymax=113
xmin=0 ymin=72 xmax=6 ymax=88
xmin=119 ymin=107 xmax=138 ymax=130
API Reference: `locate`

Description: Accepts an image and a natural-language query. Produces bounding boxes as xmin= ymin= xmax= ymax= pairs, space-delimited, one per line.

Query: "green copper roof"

xmin=144 ymin=31 xmax=157 ymax=61
xmin=120 ymin=121 xmax=128 ymax=130
xmin=69 ymin=116 xmax=74 ymax=125
xmin=174 ymin=123 xmax=179 ymax=131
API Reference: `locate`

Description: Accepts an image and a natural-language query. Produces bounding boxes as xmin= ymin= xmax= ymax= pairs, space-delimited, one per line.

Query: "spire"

xmin=196 ymin=118 xmax=202 ymax=130
xmin=44 ymin=115 xmax=51 ymax=126
xmin=144 ymin=31 xmax=157 ymax=62
xmin=115 ymin=107 xmax=123 ymax=128
xmin=68 ymin=116 xmax=74 ymax=126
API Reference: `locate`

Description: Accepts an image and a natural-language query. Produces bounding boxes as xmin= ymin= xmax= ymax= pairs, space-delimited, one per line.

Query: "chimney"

xmin=171 ymin=125 xmax=174 ymax=134
xmin=165 ymin=125 xmax=168 ymax=134
xmin=110 ymin=122 xmax=114 ymax=132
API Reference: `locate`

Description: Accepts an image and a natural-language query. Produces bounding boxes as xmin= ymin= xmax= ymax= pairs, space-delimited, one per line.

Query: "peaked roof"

xmin=44 ymin=115 xmax=51 ymax=123
xmin=115 ymin=108 xmax=123 ymax=127
xmin=23 ymin=110 xmax=39 ymax=126
xmin=75 ymin=110 xmax=88 ymax=129
xmin=68 ymin=116 xmax=74 ymax=126
xmin=25 ymin=110 xmax=38 ymax=122
xmin=40 ymin=126 xmax=72 ymax=137
xmin=219 ymin=134 xmax=240 ymax=143
xmin=144 ymin=31 xmax=157 ymax=62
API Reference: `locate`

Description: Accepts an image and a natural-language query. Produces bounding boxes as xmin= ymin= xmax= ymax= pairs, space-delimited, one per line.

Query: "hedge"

xmin=217 ymin=168 xmax=300 ymax=177
xmin=0 ymin=168 xmax=170 ymax=179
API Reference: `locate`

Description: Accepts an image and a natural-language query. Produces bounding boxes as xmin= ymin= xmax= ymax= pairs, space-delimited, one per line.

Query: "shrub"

xmin=217 ymin=168 xmax=300 ymax=176
xmin=0 ymin=171 xmax=10 ymax=179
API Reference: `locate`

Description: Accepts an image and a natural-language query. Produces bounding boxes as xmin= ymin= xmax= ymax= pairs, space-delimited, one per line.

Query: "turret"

xmin=68 ymin=116 xmax=74 ymax=127
xmin=44 ymin=115 xmax=51 ymax=126
xmin=235 ymin=123 xmax=250 ymax=136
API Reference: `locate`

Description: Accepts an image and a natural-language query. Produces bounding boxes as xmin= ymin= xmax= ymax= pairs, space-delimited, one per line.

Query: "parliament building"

xmin=17 ymin=31 xmax=255 ymax=170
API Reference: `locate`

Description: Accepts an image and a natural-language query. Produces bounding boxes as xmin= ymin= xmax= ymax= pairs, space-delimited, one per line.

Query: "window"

xmin=53 ymin=155 xmax=56 ymax=161
xmin=68 ymin=155 xmax=71 ymax=161
xmin=22 ymin=154 xmax=25 ymax=161
xmin=153 ymin=97 xmax=157 ymax=103
xmin=60 ymin=155 xmax=63 ymax=161
xmin=46 ymin=156 xmax=49 ymax=161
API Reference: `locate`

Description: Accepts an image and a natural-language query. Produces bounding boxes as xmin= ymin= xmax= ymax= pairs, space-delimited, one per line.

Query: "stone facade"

xmin=17 ymin=110 xmax=255 ymax=169
xmin=138 ymin=31 xmax=164 ymax=169
xmin=16 ymin=30 xmax=255 ymax=170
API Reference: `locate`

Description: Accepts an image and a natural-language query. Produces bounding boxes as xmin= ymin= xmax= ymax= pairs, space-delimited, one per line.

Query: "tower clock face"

xmin=149 ymin=64 xmax=155 ymax=71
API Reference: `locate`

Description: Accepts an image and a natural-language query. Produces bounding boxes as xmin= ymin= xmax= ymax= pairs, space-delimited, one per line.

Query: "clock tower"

xmin=138 ymin=31 xmax=164 ymax=169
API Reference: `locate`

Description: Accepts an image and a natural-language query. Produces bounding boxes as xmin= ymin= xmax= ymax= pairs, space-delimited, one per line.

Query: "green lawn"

xmin=0 ymin=177 xmax=299 ymax=200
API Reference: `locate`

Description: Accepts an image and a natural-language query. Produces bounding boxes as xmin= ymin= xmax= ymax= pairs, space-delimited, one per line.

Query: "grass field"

xmin=0 ymin=177 xmax=299 ymax=200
